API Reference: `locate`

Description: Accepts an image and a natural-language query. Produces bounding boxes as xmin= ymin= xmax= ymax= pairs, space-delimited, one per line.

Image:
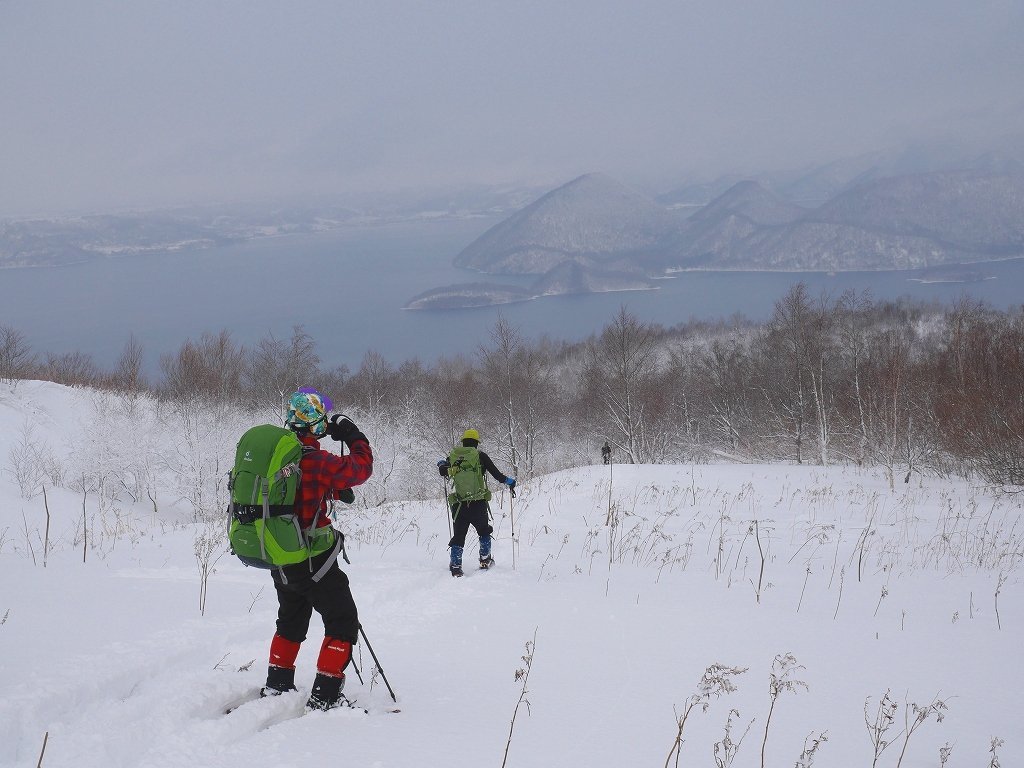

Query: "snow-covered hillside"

xmin=1 ymin=381 xmax=1021 ymax=767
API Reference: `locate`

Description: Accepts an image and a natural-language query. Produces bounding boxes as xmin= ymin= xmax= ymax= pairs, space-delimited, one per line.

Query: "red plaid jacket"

xmin=295 ymin=433 xmax=373 ymax=528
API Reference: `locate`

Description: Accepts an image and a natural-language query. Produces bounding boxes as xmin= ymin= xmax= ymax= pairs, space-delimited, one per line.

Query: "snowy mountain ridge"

xmin=454 ymin=170 xmax=1024 ymax=277
xmin=453 ymin=173 xmax=684 ymax=274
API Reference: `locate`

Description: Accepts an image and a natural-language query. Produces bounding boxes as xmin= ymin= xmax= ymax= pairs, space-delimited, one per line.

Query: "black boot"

xmin=261 ymin=665 xmax=297 ymax=697
xmin=307 ymin=672 xmax=350 ymax=711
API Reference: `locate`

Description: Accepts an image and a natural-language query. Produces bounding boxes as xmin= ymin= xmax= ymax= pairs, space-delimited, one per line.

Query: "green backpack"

xmin=447 ymin=445 xmax=492 ymax=505
xmin=227 ymin=424 xmax=339 ymax=581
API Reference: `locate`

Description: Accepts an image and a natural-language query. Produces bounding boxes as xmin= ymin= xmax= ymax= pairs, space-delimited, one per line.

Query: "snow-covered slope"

xmin=1 ymin=382 xmax=1021 ymax=767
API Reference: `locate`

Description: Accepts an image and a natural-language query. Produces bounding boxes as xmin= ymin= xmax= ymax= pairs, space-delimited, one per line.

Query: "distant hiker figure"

xmin=437 ymin=428 xmax=515 ymax=577
xmin=230 ymin=388 xmax=372 ymax=712
xmin=601 ymin=442 xmax=612 ymax=465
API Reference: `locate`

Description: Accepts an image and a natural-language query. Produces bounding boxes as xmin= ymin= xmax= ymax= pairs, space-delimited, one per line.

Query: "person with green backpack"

xmin=437 ymin=428 xmax=516 ymax=577
xmin=228 ymin=388 xmax=372 ymax=711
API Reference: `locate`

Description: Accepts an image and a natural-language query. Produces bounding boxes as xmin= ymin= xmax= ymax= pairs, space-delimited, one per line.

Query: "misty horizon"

xmin=2 ymin=1 xmax=1023 ymax=217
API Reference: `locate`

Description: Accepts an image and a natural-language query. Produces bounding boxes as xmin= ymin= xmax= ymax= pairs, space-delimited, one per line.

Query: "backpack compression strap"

xmin=310 ymin=534 xmax=343 ymax=582
xmin=304 ymin=492 xmax=341 ymax=583
xmin=258 ymin=462 xmax=302 ymax=563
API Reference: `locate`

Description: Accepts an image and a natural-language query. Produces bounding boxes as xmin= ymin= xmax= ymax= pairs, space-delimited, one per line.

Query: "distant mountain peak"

xmin=453 ymin=172 xmax=683 ymax=274
xmin=691 ymin=180 xmax=806 ymax=227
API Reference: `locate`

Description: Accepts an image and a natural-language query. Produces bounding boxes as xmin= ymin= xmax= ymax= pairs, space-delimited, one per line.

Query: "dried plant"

xmin=894 ymin=695 xmax=948 ymax=768
xmin=794 ymin=730 xmax=829 ymax=768
xmin=994 ymin=572 xmax=1007 ymax=630
xmin=761 ymin=653 xmax=808 ymax=768
xmin=713 ymin=708 xmax=754 ymax=768
xmin=873 ymin=585 xmax=889 ymax=617
xmin=938 ymin=741 xmax=953 ymax=767
xmin=865 ymin=690 xmax=899 ymax=768
xmin=193 ymin=523 xmax=225 ymax=616
xmin=989 ymin=736 xmax=1004 ymax=768
xmin=664 ymin=663 xmax=747 ymax=768
xmin=863 ymin=689 xmax=949 ymax=768
xmin=501 ymin=628 xmax=537 ymax=768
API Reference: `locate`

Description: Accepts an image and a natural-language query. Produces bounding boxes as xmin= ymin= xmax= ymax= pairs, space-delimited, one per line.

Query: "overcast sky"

xmin=2 ymin=0 xmax=1022 ymax=215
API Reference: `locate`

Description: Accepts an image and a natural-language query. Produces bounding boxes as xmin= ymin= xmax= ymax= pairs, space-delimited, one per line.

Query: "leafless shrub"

xmin=108 ymin=334 xmax=147 ymax=394
xmin=0 ymin=324 xmax=35 ymax=384
xmin=39 ymin=350 xmax=99 ymax=388
xmin=194 ymin=523 xmax=225 ymax=616
xmin=7 ymin=420 xmax=61 ymax=499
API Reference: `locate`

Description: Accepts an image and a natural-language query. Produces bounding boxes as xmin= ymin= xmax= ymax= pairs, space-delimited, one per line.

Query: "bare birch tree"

xmin=581 ymin=306 xmax=662 ymax=464
xmin=0 ymin=324 xmax=35 ymax=385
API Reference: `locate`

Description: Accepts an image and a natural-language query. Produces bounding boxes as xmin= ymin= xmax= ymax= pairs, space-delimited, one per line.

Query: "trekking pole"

xmin=349 ymin=654 xmax=365 ymax=685
xmin=442 ymin=478 xmax=452 ymax=538
xmin=359 ymin=625 xmax=397 ymax=702
xmin=509 ymin=486 xmax=517 ymax=570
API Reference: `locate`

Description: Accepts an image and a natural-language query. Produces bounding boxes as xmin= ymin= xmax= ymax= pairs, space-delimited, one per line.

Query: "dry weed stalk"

xmin=501 ymin=628 xmax=537 ymax=768
xmin=713 ymin=708 xmax=754 ymax=768
xmin=794 ymin=730 xmax=828 ymax=768
xmin=989 ymin=736 xmax=1004 ymax=768
xmin=760 ymin=653 xmax=807 ymax=768
xmin=797 ymin=566 xmax=811 ymax=612
xmin=664 ymin=663 xmax=747 ymax=768
xmin=35 ymin=731 xmax=48 ymax=768
xmin=864 ymin=690 xmax=899 ymax=768
xmin=994 ymin=572 xmax=1007 ymax=630
xmin=193 ymin=524 xmax=224 ymax=616
xmin=864 ymin=690 xmax=948 ymax=768
xmin=894 ymin=695 xmax=948 ymax=768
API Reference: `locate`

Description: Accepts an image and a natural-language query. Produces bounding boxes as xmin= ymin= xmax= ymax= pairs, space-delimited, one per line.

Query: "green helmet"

xmin=285 ymin=390 xmax=329 ymax=437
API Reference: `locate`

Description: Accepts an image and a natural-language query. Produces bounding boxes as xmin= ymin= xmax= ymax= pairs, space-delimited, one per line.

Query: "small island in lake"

xmin=404 ymin=262 xmax=657 ymax=310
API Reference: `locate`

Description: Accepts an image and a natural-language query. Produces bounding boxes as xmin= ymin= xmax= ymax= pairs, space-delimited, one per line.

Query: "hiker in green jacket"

xmin=437 ymin=428 xmax=515 ymax=577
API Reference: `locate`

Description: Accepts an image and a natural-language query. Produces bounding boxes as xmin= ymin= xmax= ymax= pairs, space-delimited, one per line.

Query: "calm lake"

xmin=2 ymin=216 xmax=1023 ymax=375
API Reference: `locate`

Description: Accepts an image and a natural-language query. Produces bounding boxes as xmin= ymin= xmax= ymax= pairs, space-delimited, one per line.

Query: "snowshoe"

xmin=479 ymin=556 xmax=494 ymax=569
xmin=306 ymin=672 xmax=352 ymax=711
xmin=261 ymin=665 xmax=297 ymax=698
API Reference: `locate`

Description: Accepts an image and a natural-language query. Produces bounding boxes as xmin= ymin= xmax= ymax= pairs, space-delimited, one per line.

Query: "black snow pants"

xmin=272 ymin=548 xmax=359 ymax=644
xmin=448 ymin=499 xmax=493 ymax=548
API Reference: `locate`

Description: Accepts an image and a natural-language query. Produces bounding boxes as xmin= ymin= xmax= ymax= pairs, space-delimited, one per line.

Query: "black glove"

xmin=326 ymin=414 xmax=366 ymax=445
xmin=437 ymin=458 xmax=450 ymax=477
xmin=336 ymin=488 xmax=355 ymax=504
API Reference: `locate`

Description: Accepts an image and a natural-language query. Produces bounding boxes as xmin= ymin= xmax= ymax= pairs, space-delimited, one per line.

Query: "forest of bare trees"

xmin=3 ymin=284 xmax=1022 ymax=490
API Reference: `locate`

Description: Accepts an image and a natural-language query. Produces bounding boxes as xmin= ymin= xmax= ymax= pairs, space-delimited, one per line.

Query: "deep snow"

xmin=1 ymin=381 xmax=1021 ymax=767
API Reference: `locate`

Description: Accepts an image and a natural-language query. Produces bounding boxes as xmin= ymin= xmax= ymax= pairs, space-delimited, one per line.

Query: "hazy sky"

xmin=2 ymin=0 xmax=1022 ymax=214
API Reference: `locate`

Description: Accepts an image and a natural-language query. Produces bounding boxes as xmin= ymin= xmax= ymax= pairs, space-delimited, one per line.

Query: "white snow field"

xmin=1 ymin=381 xmax=1021 ymax=767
